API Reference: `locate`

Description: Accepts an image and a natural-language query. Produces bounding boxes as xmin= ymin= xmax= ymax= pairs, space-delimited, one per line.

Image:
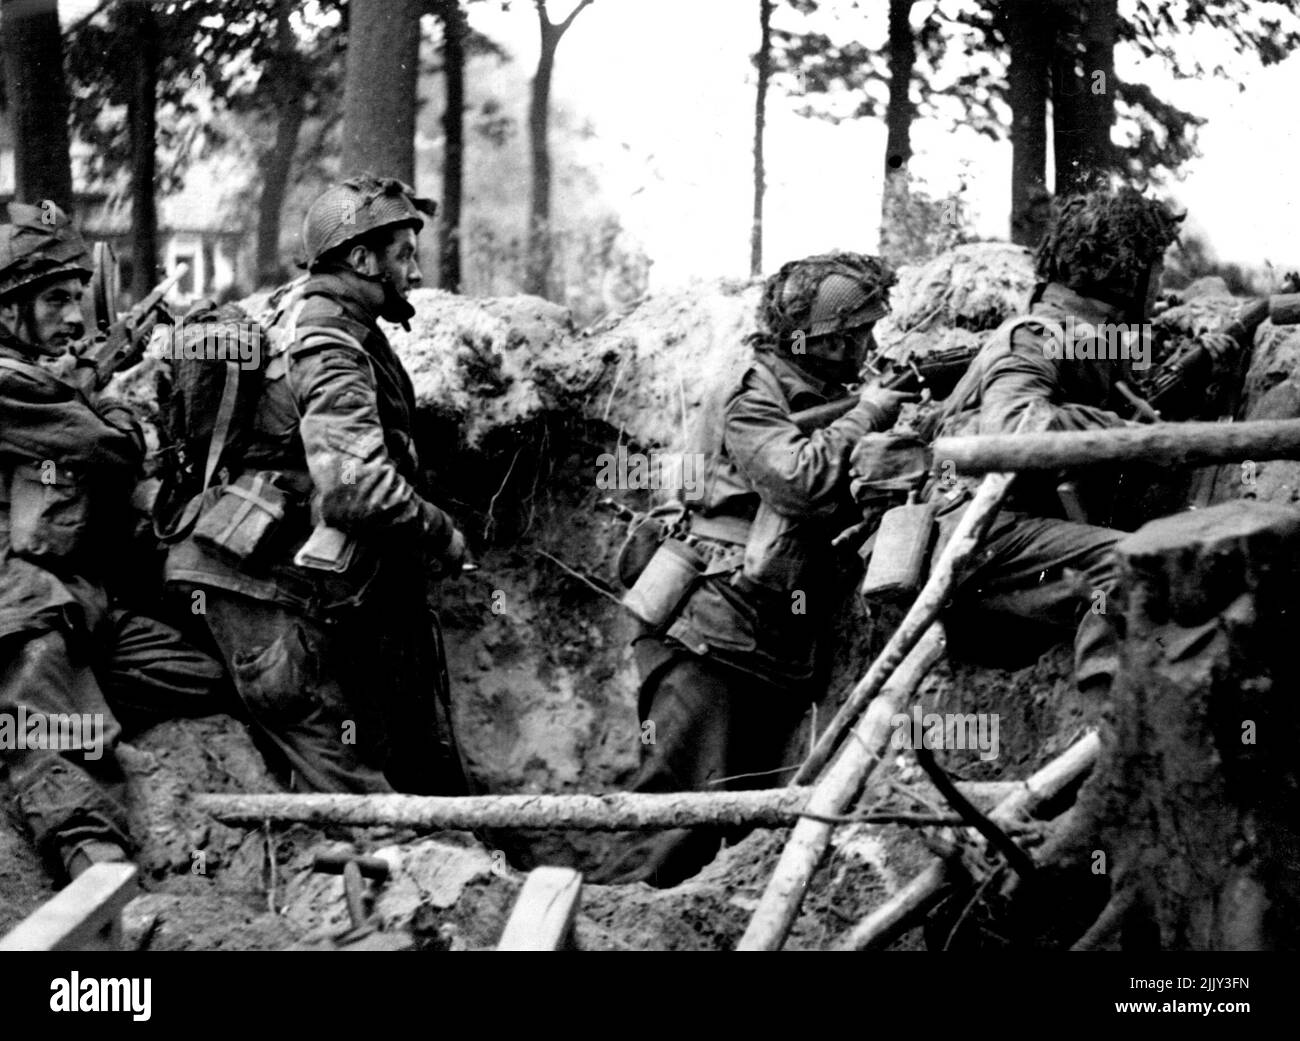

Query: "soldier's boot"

xmin=13 ymin=756 xmax=134 ymax=884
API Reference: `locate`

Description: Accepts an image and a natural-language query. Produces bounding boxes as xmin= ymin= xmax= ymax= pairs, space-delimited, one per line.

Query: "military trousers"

xmin=944 ymin=509 xmax=1122 ymax=692
xmin=196 ymin=587 xmax=470 ymax=796
xmin=590 ymin=634 xmax=808 ymax=887
xmin=0 ymin=607 xmax=225 ymax=867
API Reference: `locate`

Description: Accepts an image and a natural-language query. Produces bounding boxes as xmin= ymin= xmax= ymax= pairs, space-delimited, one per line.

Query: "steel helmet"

xmin=0 ymin=201 xmax=93 ymax=302
xmin=760 ymin=252 xmax=895 ymax=343
xmin=301 ymin=174 xmax=437 ymax=271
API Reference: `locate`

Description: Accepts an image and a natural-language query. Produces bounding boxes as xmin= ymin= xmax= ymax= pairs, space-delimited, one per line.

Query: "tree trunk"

xmin=1052 ymin=0 xmax=1116 ymax=194
xmin=340 ymin=0 xmax=422 ymax=183
xmin=0 ymin=0 xmax=74 ymax=213
xmin=438 ymin=0 xmax=467 ymax=292
xmin=1079 ymin=0 xmax=1117 ymax=177
xmin=1079 ymin=503 xmax=1300 ymax=948
xmin=750 ymin=0 xmax=773 ymax=278
xmin=880 ymin=0 xmax=918 ymax=256
xmin=255 ymin=0 xmax=305 ymax=287
xmin=883 ymin=0 xmax=916 ymax=185
xmin=126 ymin=2 xmax=160 ymax=299
xmin=1005 ymin=0 xmax=1053 ymax=246
xmin=525 ymin=0 xmax=592 ymax=299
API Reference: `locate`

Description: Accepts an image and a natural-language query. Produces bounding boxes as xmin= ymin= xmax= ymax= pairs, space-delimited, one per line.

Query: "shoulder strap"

xmin=153 ymin=359 xmax=242 ymax=544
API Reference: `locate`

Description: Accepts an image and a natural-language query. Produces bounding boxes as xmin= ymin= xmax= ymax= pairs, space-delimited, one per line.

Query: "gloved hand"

xmin=858 ymin=386 xmax=918 ymax=428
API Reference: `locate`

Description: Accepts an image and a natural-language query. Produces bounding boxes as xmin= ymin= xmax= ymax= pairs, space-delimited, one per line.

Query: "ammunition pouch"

xmin=849 ymin=430 xmax=933 ymax=508
xmin=7 ymin=461 xmax=90 ymax=562
xmin=193 ymin=470 xmax=292 ymax=567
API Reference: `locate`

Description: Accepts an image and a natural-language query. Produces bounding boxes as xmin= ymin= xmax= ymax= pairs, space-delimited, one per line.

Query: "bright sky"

xmin=470 ymin=0 xmax=1300 ymax=289
xmin=58 ymin=0 xmax=1300 ymax=289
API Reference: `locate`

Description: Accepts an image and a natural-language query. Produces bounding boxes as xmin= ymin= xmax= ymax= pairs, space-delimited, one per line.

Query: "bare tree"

xmin=341 ymin=0 xmax=423 ymax=182
xmin=751 ymin=0 xmax=773 ymax=278
xmin=126 ymin=0 xmax=161 ymax=296
xmin=1004 ymin=0 xmax=1053 ymax=246
xmin=255 ymin=0 xmax=308 ymax=285
xmin=434 ymin=0 xmax=468 ymax=291
xmin=883 ymin=0 xmax=916 ymax=186
xmin=524 ymin=0 xmax=593 ymax=299
xmin=0 ymin=0 xmax=74 ymax=212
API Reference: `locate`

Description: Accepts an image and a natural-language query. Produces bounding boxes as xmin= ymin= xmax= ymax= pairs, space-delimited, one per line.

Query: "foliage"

xmin=770 ymin=0 xmax=1300 ymax=184
xmin=879 ymin=167 xmax=978 ymax=266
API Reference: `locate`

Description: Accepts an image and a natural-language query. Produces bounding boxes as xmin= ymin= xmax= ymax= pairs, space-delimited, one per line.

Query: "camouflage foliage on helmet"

xmin=759 ymin=252 xmax=896 ymax=344
xmin=1035 ymin=187 xmax=1183 ymax=306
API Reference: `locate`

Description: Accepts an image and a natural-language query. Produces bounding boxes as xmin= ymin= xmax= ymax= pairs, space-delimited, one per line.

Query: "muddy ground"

xmin=3 ymin=246 xmax=1293 ymax=950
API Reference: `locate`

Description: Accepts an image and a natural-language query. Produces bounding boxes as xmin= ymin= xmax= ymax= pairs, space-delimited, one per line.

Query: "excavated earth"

xmin=3 ymin=244 xmax=1296 ymax=950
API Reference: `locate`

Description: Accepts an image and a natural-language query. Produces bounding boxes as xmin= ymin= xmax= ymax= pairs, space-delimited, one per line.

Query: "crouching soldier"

xmin=863 ymin=187 xmax=1184 ymax=696
xmin=0 ymin=202 xmax=225 ymax=882
xmin=166 ymin=176 xmax=470 ymax=796
xmin=594 ymin=253 xmax=913 ymax=887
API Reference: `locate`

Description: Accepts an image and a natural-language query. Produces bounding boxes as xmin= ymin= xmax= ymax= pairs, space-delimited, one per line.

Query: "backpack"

xmin=151 ymin=279 xmax=308 ymax=543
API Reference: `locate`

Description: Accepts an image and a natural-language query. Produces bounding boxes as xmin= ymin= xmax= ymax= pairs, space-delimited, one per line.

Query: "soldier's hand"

xmin=858 ymin=386 xmax=919 ymax=427
xmin=439 ymin=527 xmax=468 ymax=574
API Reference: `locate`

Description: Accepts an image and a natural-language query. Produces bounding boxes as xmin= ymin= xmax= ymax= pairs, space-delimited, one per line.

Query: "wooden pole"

xmin=934 ymin=418 xmax=1300 ymax=476
xmin=833 ymin=731 xmax=1101 ymax=951
xmin=737 ymin=625 xmax=947 ymax=951
xmin=795 ymin=469 xmax=1016 ymax=784
xmin=194 ymin=781 xmax=1012 ymax=833
xmin=197 ymin=788 xmax=816 ymax=830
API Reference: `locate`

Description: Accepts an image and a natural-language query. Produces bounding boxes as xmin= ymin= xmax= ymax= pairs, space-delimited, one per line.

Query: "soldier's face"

xmin=0 ymin=278 xmax=86 ymax=356
xmin=376 ymin=228 xmax=422 ymax=297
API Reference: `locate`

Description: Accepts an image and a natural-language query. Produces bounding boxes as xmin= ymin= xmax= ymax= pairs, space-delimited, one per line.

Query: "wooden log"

xmin=194 ymin=782 xmax=1012 ymax=832
xmin=0 ymin=863 xmax=137 ymax=952
xmin=833 ymin=731 xmax=1100 ymax=951
xmin=934 ymin=418 xmax=1300 ymax=475
xmin=497 ymin=867 xmax=583 ymax=951
xmin=737 ymin=625 xmax=947 ymax=951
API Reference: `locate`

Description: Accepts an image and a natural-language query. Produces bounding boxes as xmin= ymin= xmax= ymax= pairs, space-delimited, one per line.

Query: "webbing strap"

xmin=153 ymin=359 xmax=242 ymax=544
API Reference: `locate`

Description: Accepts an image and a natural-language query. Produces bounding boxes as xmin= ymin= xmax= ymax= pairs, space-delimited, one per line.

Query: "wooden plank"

xmin=0 ymin=863 xmax=137 ymax=952
xmin=497 ymin=867 xmax=583 ymax=951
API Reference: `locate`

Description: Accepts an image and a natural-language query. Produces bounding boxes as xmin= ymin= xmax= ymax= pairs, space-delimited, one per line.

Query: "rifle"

xmin=74 ymin=264 xmax=189 ymax=391
xmin=1130 ymin=293 xmax=1300 ymax=420
xmin=789 ymin=342 xmax=981 ymax=433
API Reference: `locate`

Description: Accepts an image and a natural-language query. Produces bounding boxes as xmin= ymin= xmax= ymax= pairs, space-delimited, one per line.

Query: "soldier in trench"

xmin=854 ymin=186 xmax=1188 ymax=696
xmin=593 ymin=253 xmax=914 ymax=887
xmin=166 ymin=176 xmax=471 ymax=796
xmin=0 ymin=202 xmax=226 ymax=882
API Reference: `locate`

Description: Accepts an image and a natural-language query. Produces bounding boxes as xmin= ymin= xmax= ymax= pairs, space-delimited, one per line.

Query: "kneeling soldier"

xmin=0 ymin=202 xmax=224 ymax=882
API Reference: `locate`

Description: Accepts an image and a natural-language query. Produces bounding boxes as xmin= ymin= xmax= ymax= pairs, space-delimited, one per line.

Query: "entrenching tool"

xmin=301 ymin=851 xmax=412 ymax=951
